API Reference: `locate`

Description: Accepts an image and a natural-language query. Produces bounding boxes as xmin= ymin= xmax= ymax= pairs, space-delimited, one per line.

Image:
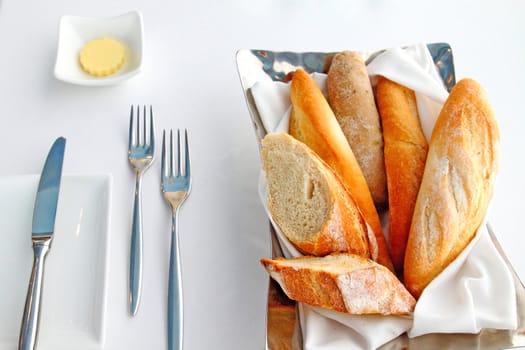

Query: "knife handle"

xmin=19 ymin=238 xmax=51 ymax=350
xmin=129 ymin=173 xmax=143 ymax=316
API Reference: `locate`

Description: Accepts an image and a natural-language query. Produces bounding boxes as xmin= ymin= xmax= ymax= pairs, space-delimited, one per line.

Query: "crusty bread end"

xmin=261 ymin=132 xmax=370 ymax=257
xmin=261 ymin=254 xmax=415 ymax=315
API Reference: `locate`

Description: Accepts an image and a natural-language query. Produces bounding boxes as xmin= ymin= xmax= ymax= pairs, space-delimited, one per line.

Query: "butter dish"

xmin=54 ymin=11 xmax=143 ymax=86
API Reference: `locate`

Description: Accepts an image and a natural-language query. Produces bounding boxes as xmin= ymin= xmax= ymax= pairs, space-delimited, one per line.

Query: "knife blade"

xmin=19 ymin=137 xmax=66 ymax=350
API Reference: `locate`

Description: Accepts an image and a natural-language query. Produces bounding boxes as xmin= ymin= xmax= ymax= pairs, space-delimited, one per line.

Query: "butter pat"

xmin=79 ymin=37 xmax=126 ymax=77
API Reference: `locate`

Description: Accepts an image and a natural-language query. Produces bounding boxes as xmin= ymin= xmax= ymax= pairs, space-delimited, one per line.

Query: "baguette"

xmin=376 ymin=77 xmax=428 ymax=273
xmin=288 ymin=68 xmax=394 ymax=271
xmin=261 ymin=132 xmax=370 ymax=257
xmin=326 ymin=51 xmax=388 ymax=208
xmin=404 ymin=78 xmax=500 ymax=298
xmin=261 ymin=254 xmax=416 ymax=315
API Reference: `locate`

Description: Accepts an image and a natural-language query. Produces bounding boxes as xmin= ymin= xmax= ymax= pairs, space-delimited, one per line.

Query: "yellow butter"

xmin=79 ymin=37 xmax=126 ymax=77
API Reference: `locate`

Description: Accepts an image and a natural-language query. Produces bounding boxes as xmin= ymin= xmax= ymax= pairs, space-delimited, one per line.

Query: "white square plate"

xmin=54 ymin=11 xmax=143 ymax=86
xmin=0 ymin=174 xmax=112 ymax=350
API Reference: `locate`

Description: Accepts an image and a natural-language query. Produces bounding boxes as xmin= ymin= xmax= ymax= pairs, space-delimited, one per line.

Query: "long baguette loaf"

xmin=261 ymin=254 xmax=416 ymax=315
xmin=326 ymin=51 xmax=388 ymax=208
xmin=376 ymin=77 xmax=428 ymax=273
xmin=288 ymin=68 xmax=394 ymax=271
xmin=261 ymin=132 xmax=370 ymax=257
xmin=404 ymin=78 xmax=500 ymax=298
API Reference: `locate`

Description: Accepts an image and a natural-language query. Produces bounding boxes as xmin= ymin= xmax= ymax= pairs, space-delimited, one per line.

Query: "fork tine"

xmin=170 ymin=129 xmax=175 ymax=177
xmin=161 ymin=129 xmax=166 ymax=178
xmin=163 ymin=129 xmax=175 ymax=178
xmin=149 ymin=106 xmax=155 ymax=147
xmin=142 ymin=105 xmax=147 ymax=146
xmin=176 ymin=129 xmax=182 ymax=176
xmin=184 ymin=129 xmax=190 ymax=178
xmin=136 ymin=105 xmax=141 ymax=146
xmin=160 ymin=128 xmax=190 ymax=184
xmin=129 ymin=105 xmax=134 ymax=148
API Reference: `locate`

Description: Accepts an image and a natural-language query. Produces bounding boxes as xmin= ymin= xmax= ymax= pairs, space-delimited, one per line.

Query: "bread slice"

xmin=326 ymin=50 xmax=388 ymax=208
xmin=288 ymin=68 xmax=394 ymax=271
xmin=404 ymin=78 xmax=500 ymax=298
xmin=261 ymin=254 xmax=416 ymax=315
xmin=261 ymin=132 xmax=369 ymax=257
xmin=376 ymin=77 xmax=428 ymax=274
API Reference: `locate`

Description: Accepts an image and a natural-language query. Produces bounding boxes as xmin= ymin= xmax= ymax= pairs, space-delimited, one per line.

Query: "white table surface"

xmin=1 ymin=0 xmax=524 ymax=349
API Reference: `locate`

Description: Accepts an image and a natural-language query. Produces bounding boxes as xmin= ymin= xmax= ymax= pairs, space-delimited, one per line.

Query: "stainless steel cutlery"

xmin=127 ymin=107 xmax=190 ymax=350
xmin=128 ymin=105 xmax=155 ymax=316
xmin=161 ymin=129 xmax=191 ymax=350
xmin=19 ymin=137 xmax=66 ymax=350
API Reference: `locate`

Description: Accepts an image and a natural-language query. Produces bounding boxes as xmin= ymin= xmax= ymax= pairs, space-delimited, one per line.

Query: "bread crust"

xmin=404 ymin=78 xmax=500 ymax=298
xmin=376 ymin=77 xmax=428 ymax=273
xmin=327 ymin=51 xmax=388 ymax=207
xmin=261 ymin=254 xmax=416 ymax=315
xmin=289 ymin=68 xmax=394 ymax=271
xmin=261 ymin=132 xmax=370 ymax=257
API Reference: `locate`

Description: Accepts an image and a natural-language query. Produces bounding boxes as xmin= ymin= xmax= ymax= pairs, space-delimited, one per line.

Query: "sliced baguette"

xmin=288 ymin=68 xmax=394 ymax=271
xmin=404 ymin=78 xmax=500 ymax=298
xmin=326 ymin=50 xmax=388 ymax=208
xmin=261 ymin=132 xmax=369 ymax=257
xmin=376 ymin=76 xmax=428 ymax=274
xmin=261 ymin=254 xmax=416 ymax=315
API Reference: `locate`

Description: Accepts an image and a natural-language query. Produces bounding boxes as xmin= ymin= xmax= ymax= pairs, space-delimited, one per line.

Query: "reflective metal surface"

xmin=31 ymin=137 xmax=66 ymax=237
xmin=128 ymin=105 xmax=155 ymax=316
xmin=161 ymin=129 xmax=191 ymax=350
xmin=19 ymin=137 xmax=66 ymax=350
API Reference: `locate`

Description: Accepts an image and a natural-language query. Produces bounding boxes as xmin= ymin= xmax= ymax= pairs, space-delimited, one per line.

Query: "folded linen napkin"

xmin=253 ymin=43 xmax=517 ymax=349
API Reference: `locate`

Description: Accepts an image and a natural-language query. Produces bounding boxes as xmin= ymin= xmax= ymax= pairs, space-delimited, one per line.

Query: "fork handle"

xmin=129 ymin=172 xmax=144 ymax=316
xmin=168 ymin=209 xmax=183 ymax=350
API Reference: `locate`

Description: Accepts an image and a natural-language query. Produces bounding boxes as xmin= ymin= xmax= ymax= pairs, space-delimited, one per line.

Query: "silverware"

xmin=19 ymin=137 xmax=66 ymax=350
xmin=161 ymin=129 xmax=191 ymax=350
xmin=128 ymin=105 xmax=155 ymax=316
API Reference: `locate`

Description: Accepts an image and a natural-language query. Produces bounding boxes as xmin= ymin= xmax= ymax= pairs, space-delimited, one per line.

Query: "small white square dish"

xmin=0 ymin=174 xmax=112 ymax=350
xmin=54 ymin=11 xmax=143 ymax=86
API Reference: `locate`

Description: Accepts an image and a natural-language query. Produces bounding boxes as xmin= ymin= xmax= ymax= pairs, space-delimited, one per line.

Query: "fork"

xmin=161 ymin=129 xmax=191 ymax=350
xmin=128 ymin=105 xmax=155 ymax=316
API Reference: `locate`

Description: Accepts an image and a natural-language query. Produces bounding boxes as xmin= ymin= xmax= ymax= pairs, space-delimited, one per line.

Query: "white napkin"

xmin=253 ymin=43 xmax=518 ymax=349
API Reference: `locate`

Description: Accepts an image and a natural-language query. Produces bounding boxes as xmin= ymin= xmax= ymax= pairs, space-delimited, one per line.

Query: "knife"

xmin=19 ymin=137 xmax=66 ymax=350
